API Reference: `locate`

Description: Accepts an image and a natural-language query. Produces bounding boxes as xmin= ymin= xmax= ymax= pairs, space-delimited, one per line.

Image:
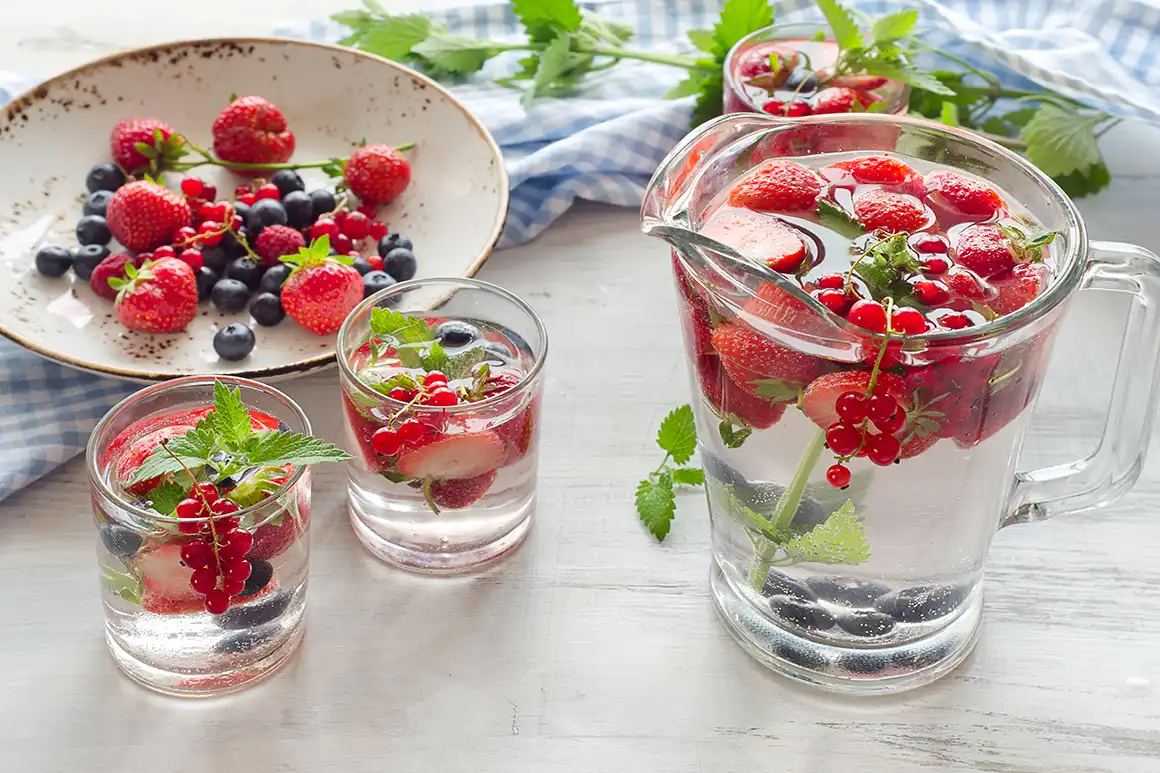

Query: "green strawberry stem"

xmin=746 ymin=427 xmax=826 ymax=591
xmin=169 ymin=141 xmax=415 ymax=174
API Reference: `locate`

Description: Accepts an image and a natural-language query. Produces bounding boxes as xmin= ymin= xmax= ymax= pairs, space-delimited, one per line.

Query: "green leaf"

xmin=814 ymin=0 xmax=863 ymax=50
xmin=781 ymin=500 xmax=870 ymax=565
xmin=332 ymin=10 xmax=373 ymax=29
xmin=354 ymin=14 xmax=433 ymax=60
xmin=671 ymin=467 xmax=705 ymax=486
xmin=227 ymin=465 xmax=291 ymax=508
xmin=691 ymin=70 xmax=725 ymax=127
xmin=380 ymin=469 xmax=409 ymax=484
xmin=146 ymin=481 xmax=187 ymax=516
xmin=101 ymin=566 xmax=143 ymax=605
xmin=210 ymin=381 xmax=253 ymax=450
xmin=412 ymin=32 xmax=501 ymax=74
xmin=863 ymin=61 xmax=955 ymax=96
xmin=718 ymin=419 xmax=751 ymax=449
xmin=128 ymin=426 xmax=216 ymax=484
xmin=665 ymin=72 xmax=708 ymax=99
xmin=750 ymin=378 xmax=800 ymax=403
xmin=636 ymin=473 xmax=676 ymax=541
xmin=243 ymin=430 xmax=353 ymax=467
xmin=818 ymin=200 xmax=864 ymax=239
xmin=1051 ymin=161 xmax=1111 ymax=199
xmin=512 ymin=0 xmax=583 ymax=42
xmin=421 ymin=341 xmax=449 ymax=373
xmin=870 ymin=9 xmax=918 ymax=44
xmin=657 ymin=404 xmax=697 ymax=464
xmin=577 ymin=10 xmax=634 ymax=46
xmin=368 ymin=308 xmax=435 ymax=368
xmin=713 ymin=0 xmax=775 ymax=56
xmin=939 ymin=100 xmax=960 ymax=127
xmin=1020 ymin=105 xmax=1108 ymax=178
xmin=687 ymin=28 xmax=718 ymax=54
xmin=443 ymin=346 xmax=490 ymax=380
xmin=525 ymin=32 xmax=576 ymax=106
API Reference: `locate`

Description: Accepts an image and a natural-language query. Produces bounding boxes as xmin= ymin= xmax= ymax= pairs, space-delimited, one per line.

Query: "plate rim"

xmin=0 ymin=35 xmax=509 ymax=383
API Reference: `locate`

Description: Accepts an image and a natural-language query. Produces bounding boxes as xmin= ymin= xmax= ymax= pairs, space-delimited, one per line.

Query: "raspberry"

xmin=255 ymin=224 xmax=307 ymax=265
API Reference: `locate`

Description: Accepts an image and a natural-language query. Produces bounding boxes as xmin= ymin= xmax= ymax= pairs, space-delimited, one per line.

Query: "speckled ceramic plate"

xmin=0 ymin=38 xmax=507 ymax=382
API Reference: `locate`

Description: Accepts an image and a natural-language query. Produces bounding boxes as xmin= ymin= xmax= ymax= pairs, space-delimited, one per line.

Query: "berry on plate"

xmin=279 ymin=236 xmax=363 ymax=335
xmin=255 ymin=224 xmax=306 ymax=265
xmin=727 ymin=159 xmax=822 ymax=213
xmin=90 ymin=252 xmax=141 ymax=301
xmin=110 ymin=117 xmax=178 ymax=175
xmin=212 ymin=96 xmax=295 ymax=173
xmin=106 ymin=180 xmax=192 ymax=252
xmin=111 ymin=258 xmax=198 ymax=334
xmin=343 ymin=144 xmax=412 ymax=204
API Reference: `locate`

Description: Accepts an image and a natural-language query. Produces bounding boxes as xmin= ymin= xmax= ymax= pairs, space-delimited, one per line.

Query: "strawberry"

xmin=115 ymin=424 xmax=197 ymax=496
xmin=925 ymin=170 xmax=1005 ymax=220
xmin=247 ymin=410 xmax=283 ymax=431
xmin=110 ymin=117 xmax=177 ymax=175
xmin=826 ymin=74 xmax=888 ymax=90
xmin=112 ymin=258 xmax=198 ymax=334
xmin=760 ymin=219 xmax=807 ymax=271
xmin=89 ymin=253 xmax=142 ymax=301
xmin=342 ymin=393 xmax=390 ymax=470
xmin=101 ymin=408 xmax=211 ymax=471
xmin=944 ymin=266 xmax=991 ymax=301
xmin=211 ymin=96 xmax=295 ymax=174
xmin=899 ymin=431 xmax=939 ymax=459
xmin=344 ymin=144 xmax=412 ymax=205
xmin=676 ymin=281 xmax=715 ymax=356
xmin=106 ymin=180 xmax=191 ymax=252
xmin=494 ymin=398 xmax=538 ymax=464
xmin=249 ymin=505 xmax=308 ymax=561
xmin=697 ymin=355 xmax=787 ymax=429
xmin=254 ymin=224 xmax=306 ymax=265
xmin=852 ymin=189 xmax=928 ymax=233
xmin=711 ymin=322 xmax=827 ymax=394
xmin=279 ymin=238 xmax=363 ymax=335
xmin=831 ymin=155 xmax=922 ymax=190
xmin=727 ymin=159 xmax=822 ymax=213
xmin=142 ymin=592 xmax=204 ymax=615
xmin=952 ymin=224 xmax=1018 ymax=279
xmin=990 ymin=263 xmax=1048 ymax=316
xmin=137 ymin=542 xmax=200 ymax=606
xmin=811 ymin=86 xmax=880 ymax=114
xmin=429 ymin=471 xmax=497 ymax=510
xmin=396 ymin=432 xmax=505 ymax=481
xmin=801 ymin=370 xmax=910 ymax=430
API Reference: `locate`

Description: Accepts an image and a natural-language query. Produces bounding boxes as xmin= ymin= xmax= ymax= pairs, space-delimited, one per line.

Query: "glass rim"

xmin=85 ymin=375 xmax=312 ymax=524
xmin=336 ymin=275 xmax=549 ymax=412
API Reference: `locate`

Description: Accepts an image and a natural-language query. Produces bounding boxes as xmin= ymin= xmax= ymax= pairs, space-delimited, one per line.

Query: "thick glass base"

xmin=710 ymin=560 xmax=981 ymax=694
xmin=106 ymin=623 xmax=304 ymax=698
xmin=348 ymin=492 xmax=533 ymax=574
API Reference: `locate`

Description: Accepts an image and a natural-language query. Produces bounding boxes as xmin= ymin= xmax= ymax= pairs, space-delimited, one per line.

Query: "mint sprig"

xmin=636 ymin=405 xmax=704 ymax=541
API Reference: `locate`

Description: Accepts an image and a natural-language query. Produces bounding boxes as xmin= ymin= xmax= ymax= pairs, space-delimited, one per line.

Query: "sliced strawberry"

xmin=697 ymin=355 xmax=787 ymax=430
xmin=342 ymin=393 xmax=390 ymax=471
xmin=727 ymin=159 xmax=822 ymax=213
xmin=742 ymin=281 xmax=830 ymax=336
xmin=115 ymin=424 xmax=198 ymax=496
xmin=852 ymin=189 xmax=929 ymax=234
xmin=811 ymin=86 xmax=880 ymax=114
xmin=760 ymin=219 xmax=807 ymax=271
xmin=711 ymin=322 xmax=827 ymax=394
xmin=899 ymin=432 xmax=939 ymax=459
xmin=138 ymin=542 xmax=199 ymax=604
xmin=831 ymin=155 xmax=919 ymax=187
xmin=676 ymin=282 xmax=715 ymax=356
xmin=990 ymin=263 xmax=1048 ymax=316
xmin=247 ymin=410 xmax=282 ymax=430
xmin=952 ymin=224 xmax=1018 ymax=279
xmin=925 ymin=170 xmax=1005 ymax=220
xmin=944 ymin=266 xmax=992 ymax=301
xmin=396 ymin=432 xmax=505 ymax=480
xmin=142 ymin=591 xmax=204 ymax=615
xmin=249 ymin=505 xmax=308 ymax=561
xmin=801 ymin=370 xmax=911 ymax=430
xmin=494 ymin=399 xmax=538 ymax=464
xmin=101 ymin=408 xmax=211 ymax=470
xmin=429 ymin=471 xmax=497 ymax=510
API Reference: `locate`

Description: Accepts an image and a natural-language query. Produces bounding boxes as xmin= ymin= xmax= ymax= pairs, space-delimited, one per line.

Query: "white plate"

xmin=0 ymin=38 xmax=507 ymax=382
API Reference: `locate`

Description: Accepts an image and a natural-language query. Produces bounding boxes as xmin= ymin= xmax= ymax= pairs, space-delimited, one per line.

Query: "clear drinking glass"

xmin=338 ymin=277 xmax=547 ymax=573
xmin=87 ymin=376 xmax=312 ymax=697
xmin=642 ymin=113 xmax=1160 ymax=693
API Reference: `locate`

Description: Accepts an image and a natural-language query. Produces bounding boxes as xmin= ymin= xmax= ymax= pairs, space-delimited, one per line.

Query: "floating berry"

xmin=867 ymin=433 xmax=901 ymax=466
xmin=310 ymin=218 xmax=338 ymax=242
xmin=371 ymin=427 xmax=403 ymax=456
xmin=939 ymin=312 xmax=973 ymax=330
xmin=180 ymin=540 xmax=213 ymax=570
xmin=424 ymin=371 xmax=448 ymax=387
xmin=816 ymin=273 xmax=845 ymax=290
xmin=872 ymin=405 xmax=906 ymax=435
xmin=398 ymin=418 xmax=429 ymax=444
xmin=847 ymin=300 xmax=887 ymax=333
xmin=425 ymin=389 xmax=458 ymax=407
xmin=178 ymin=248 xmax=204 ymax=272
xmin=197 ymin=221 xmax=224 ymax=247
xmin=815 ymin=289 xmax=851 ymax=315
xmin=369 ymin=221 xmax=388 ymax=241
xmin=866 ymin=393 xmax=899 ymax=424
xmin=181 ymin=178 xmax=205 ymax=198
xmin=224 ymin=559 xmax=252 ymax=583
xmin=912 ymin=279 xmax=950 ymax=306
xmin=341 ymin=211 xmax=372 ymax=240
xmin=153 ymin=245 xmax=177 ymax=260
xmin=921 ymin=256 xmax=950 ymax=274
xmin=219 ymin=530 xmax=253 ymax=561
xmin=826 ymin=464 xmax=852 ymax=488
xmin=825 ymin=422 xmax=862 ymax=456
xmin=910 ymin=233 xmax=948 ymax=254
xmin=201 ymin=183 xmax=217 ymax=201
xmin=190 ymin=567 xmax=218 ymax=594
xmin=890 ymin=306 xmax=927 ymax=335
xmin=256 ymin=183 xmax=281 ymax=201
xmin=834 ymin=392 xmax=867 ymax=423
xmin=387 ymin=387 xmax=410 ymax=402
xmin=204 ymin=589 xmax=231 ymax=615
xmin=176 ymin=498 xmax=203 ymax=519
xmin=211 ymin=498 xmax=241 ymax=515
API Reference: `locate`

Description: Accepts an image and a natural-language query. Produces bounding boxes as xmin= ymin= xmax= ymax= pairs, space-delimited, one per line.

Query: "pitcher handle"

xmin=1006 ymin=241 xmax=1160 ymax=526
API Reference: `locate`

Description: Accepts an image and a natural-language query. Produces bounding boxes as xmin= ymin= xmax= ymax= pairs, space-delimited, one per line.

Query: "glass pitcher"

xmin=641 ymin=113 xmax=1160 ymax=694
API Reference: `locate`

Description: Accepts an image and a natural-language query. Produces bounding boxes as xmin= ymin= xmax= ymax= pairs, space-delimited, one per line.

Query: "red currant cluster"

xmin=129 ymin=182 xmax=243 ymax=273
xmin=308 ymin=207 xmax=388 ymax=268
xmin=824 ymin=385 xmax=908 ymax=488
xmin=173 ymin=482 xmax=254 ymax=615
xmin=369 ymin=371 xmax=461 ymax=457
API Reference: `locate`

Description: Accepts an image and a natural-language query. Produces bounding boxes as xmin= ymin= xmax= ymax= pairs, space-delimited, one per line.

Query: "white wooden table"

xmin=2 ymin=3 xmax=1160 ymax=771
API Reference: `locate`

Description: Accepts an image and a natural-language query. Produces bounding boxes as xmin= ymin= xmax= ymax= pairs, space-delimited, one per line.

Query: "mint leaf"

xmin=411 ymin=33 xmax=502 ymax=74
xmin=228 ymin=465 xmax=291 ymax=508
xmin=939 ymin=101 xmax=960 ymax=127
xmin=870 ymin=9 xmax=917 ymax=44
xmin=128 ymin=426 xmax=215 ymax=484
xmin=577 ymin=10 xmax=633 ymax=46
xmin=818 ymin=200 xmax=864 ymax=239
xmin=421 ymin=341 xmax=449 ymax=373
xmin=443 ymin=346 xmax=490 ymax=380
xmin=1020 ymin=104 xmax=1108 ymax=178
xmin=146 ymin=481 xmax=188 ymax=516
xmin=512 ymin=0 xmax=583 ymax=42
xmin=691 ymin=69 xmax=725 ymax=126
xmin=671 ymin=467 xmax=705 ymax=486
xmin=331 ymin=10 xmax=373 ymax=29
xmin=636 ymin=473 xmax=676 ymax=541
xmin=750 ymin=378 xmax=800 ymax=403
xmin=350 ymin=14 xmax=433 ymax=60
xmin=713 ymin=0 xmax=775 ymax=56
xmin=781 ymin=500 xmax=870 ymax=565
xmin=719 ymin=419 xmax=751 ymax=448
xmin=101 ymin=567 xmax=143 ymax=605
xmin=1051 ymin=161 xmax=1111 ymax=199
xmin=687 ymin=28 xmax=717 ymax=54
xmin=243 ymin=430 xmax=353 ymax=468
xmin=665 ymin=72 xmax=710 ymax=99
xmin=862 ymin=61 xmax=955 ymax=96
xmin=369 ymin=308 xmax=435 ymax=368
xmin=657 ymin=404 xmax=697 ymax=464
xmin=209 ymin=381 xmax=252 ymax=449
xmin=815 ymin=0 xmax=863 ymax=50
xmin=526 ymin=32 xmax=578 ymax=106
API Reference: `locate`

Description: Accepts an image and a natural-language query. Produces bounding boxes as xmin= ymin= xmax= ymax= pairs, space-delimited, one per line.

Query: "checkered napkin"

xmin=3 ymin=0 xmax=1160 ymax=502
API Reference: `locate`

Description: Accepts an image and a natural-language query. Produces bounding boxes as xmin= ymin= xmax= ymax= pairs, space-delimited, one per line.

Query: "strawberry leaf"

xmin=750 ymin=378 xmax=801 ymax=403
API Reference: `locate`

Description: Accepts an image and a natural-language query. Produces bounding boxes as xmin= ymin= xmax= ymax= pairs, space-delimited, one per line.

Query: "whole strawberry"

xmin=106 ymin=180 xmax=191 ymax=252
xmin=255 ymin=224 xmax=306 ymax=265
xmin=90 ymin=252 xmax=143 ymax=301
xmin=110 ymin=117 xmax=178 ymax=175
xmin=280 ymin=235 xmax=363 ymax=335
xmin=728 ymin=159 xmax=821 ymax=213
xmin=111 ymin=258 xmax=198 ymax=334
xmin=344 ymin=144 xmax=412 ymax=205
xmin=212 ymin=96 xmax=295 ymax=175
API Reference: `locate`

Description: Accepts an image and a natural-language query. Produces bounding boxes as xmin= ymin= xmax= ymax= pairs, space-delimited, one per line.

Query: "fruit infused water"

xmin=678 ymin=151 xmax=1060 ymax=684
xmin=88 ymin=377 xmax=349 ymax=696
xmin=339 ymin=278 xmax=546 ymax=573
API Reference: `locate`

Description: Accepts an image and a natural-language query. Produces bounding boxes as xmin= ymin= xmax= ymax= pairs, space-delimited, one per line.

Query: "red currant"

xmin=872 ymin=405 xmax=907 ymax=435
xmin=219 ymin=530 xmax=253 ymax=561
xmin=211 ymin=498 xmax=241 ymax=515
xmin=921 ymin=256 xmax=950 ymax=274
xmin=198 ymin=202 xmax=227 ymax=223
xmin=239 ymin=193 xmax=257 ymax=206
xmin=190 ymin=567 xmax=218 ymax=594
xmin=398 ymin=419 xmax=428 ymax=444
xmin=204 ymin=589 xmax=231 ymax=615
xmin=371 ymin=427 xmax=403 ymax=456
xmin=176 ymin=498 xmax=203 ymax=519
xmin=357 ymin=203 xmax=377 ymax=218
xmin=153 ymin=245 xmax=177 ymax=260
xmin=341 ymin=211 xmax=372 ymax=240
xmin=234 ymin=184 xmax=251 ymax=197
xmin=816 ymin=289 xmax=851 ymax=315
xmin=424 ymin=371 xmax=448 ymax=386
xmin=426 ymin=389 xmax=458 ymax=407
xmin=180 ymin=178 xmax=205 ymax=198
xmin=333 ymin=234 xmax=353 ymax=254
xmin=310 ymin=218 xmax=338 ymax=241
xmin=367 ymin=255 xmax=385 ymax=272
xmin=387 ymin=387 xmax=410 ymax=402
xmin=847 ymin=300 xmax=887 ymax=333
xmin=223 ymin=578 xmax=246 ymax=597
xmin=369 ymin=221 xmax=388 ymax=241
xmin=180 ymin=540 xmax=213 ymax=569
xmin=867 ymin=432 xmax=902 ymax=466
xmin=201 ymin=183 xmax=217 ymax=201
xmin=230 ymin=214 xmax=244 ymax=231
xmin=193 ymin=482 xmax=219 ymax=503
xmin=912 ymin=279 xmax=950 ymax=306
xmin=891 ymin=306 xmax=927 ymax=335
xmin=178 ymin=249 xmax=204 ymax=271
xmin=783 ymin=101 xmax=812 ymax=118
xmin=223 ymin=559 xmax=252 ymax=583
xmin=197 ymin=221 xmax=223 ymax=247
xmin=826 ymin=464 xmax=852 ymax=488
xmin=866 ymin=392 xmax=899 ymax=423
xmin=939 ymin=312 xmax=972 ymax=330
xmin=834 ymin=391 xmax=867 ymax=423
xmin=256 ymin=183 xmax=281 ymax=200
xmin=910 ymin=233 xmax=948 ymax=254
xmin=825 ymin=422 xmax=863 ymax=456
xmin=216 ymin=517 xmax=240 ymax=533
xmin=173 ymin=226 xmax=197 ymax=249
xmin=333 ymin=210 xmax=348 ymax=225
xmin=816 ymin=273 xmax=846 ymax=290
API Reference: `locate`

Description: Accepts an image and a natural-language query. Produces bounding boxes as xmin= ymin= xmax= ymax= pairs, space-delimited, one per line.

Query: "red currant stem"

xmin=421 ymin=478 xmax=441 ymax=515
xmin=158 ymin=441 xmax=223 ymax=575
xmin=223 ymin=221 xmax=262 ymax=263
xmin=172 ymin=140 xmax=414 ymax=173
xmin=843 ymin=233 xmax=890 ymax=290
xmin=388 ymin=391 xmax=427 ymax=427
xmin=745 ymin=427 xmax=827 ymax=592
xmin=864 ymin=297 xmax=896 ymax=398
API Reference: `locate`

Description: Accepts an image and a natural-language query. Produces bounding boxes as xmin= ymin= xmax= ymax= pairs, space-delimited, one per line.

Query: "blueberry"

xmin=259 ymin=264 xmax=292 ymax=295
xmin=75 ymin=215 xmax=111 ymax=246
xmin=838 ymin=652 xmax=889 ymax=676
xmin=308 ymin=189 xmax=337 ymax=219
xmin=226 ymin=257 xmax=265 ymax=290
xmin=214 ymin=626 xmax=276 ymax=654
xmin=219 ymin=228 xmax=248 ymax=260
xmin=71 ymin=244 xmax=109 ymax=280
xmin=876 ymin=585 xmax=968 ymax=623
xmin=277 ymin=420 xmax=291 ymax=433
xmin=83 ymin=190 xmax=114 ymax=218
xmin=85 ymin=163 xmax=126 ymax=193
xmin=195 ymin=267 xmax=219 ymax=302
xmin=213 ymin=588 xmax=293 ymax=629
xmin=805 ymin=577 xmax=891 ymax=608
xmin=383 ymin=248 xmax=417 ymax=281
xmin=201 ymin=245 xmax=230 ymax=274
xmin=784 ymin=68 xmax=819 ymax=93
xmin=213 ymin=322 xmax=256 ymax=361
xmin=762 ymin=572 xmax=817 ymax=602
xmin=271 ymin=169 xmax=305 ymax=197
xmin=362 ymin=270 xmax=396 ymax=299
xmin=246 ymin=198 xmax=287 ymax=237
xmin=769 ymin=595 xmax=834 ymax=630
xmin=249 ymin=292 xmax=285 ymax=327
xmin=282 ymin=190 xmax=313 ymax=228
xmin=773 ymin=642 xmax=828 ymax=670
xmin=99 ymin=524 xmax=142 ymax=557
xmin=377 ymin=233 xmax=413 ymax=257
xmin=34 ymin=245 xmax=72 ymax=277
xmin=483 ymin=340 xmax=514 ymax=364
xmin=834 ymin=610 xmax=895 ymax=637
xmin=232 ymin=201 xmax=252 ymax=226
xmin=211 ymin=279 xmax=251 ymax=313
xmin=350 ymin=255 xmax=372 ymax=276
xmin=435 ymin=320 xmax=481 ymax=348
xmin=238 ymin=558 xmax=274 ymax=598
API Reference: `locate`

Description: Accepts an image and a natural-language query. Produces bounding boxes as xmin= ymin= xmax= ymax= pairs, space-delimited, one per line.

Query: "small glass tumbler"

xmin=87 ymin=376 xmax=313 ymax=697
xmin=338 ymin=277 xmax=547 ymax=573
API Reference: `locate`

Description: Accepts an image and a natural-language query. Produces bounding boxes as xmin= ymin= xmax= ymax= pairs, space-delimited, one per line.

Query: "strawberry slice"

xmin=852 ymin=189 xmax=929 ymax=234
xmin=989 ymin=263 xmax=1048 ymax=316
xmin=396 ymin=432 xmax=506 ymax=481
xmin=248 ymin=410 xmax=282 ymax=430
xmin=900 ymin=431 xmax=939 ymax=459
xmin=925 ymin=170 xmax=1006 ymax=220
xmin=342 ymin=393 xmax=391 ymax=471
xmin=711 ymin=322 xmax=827 ymax=395
xmin=697 ymin=355 xmax=787 ymax=430
xmin=101 ymin=408 xmax=211 ymax=469
xmin=249 ymin=505 xmax=308 ymax=561
xmin=831 ymin=155 xmax=920 ymax=187
xmin=676 ymin=282 xmax=715 ymax=356
xmin=760 ymin=220 xmax=807 ymax=272
xmin=801 ymin=370 xmax=911 ymax=430
xmin=137 ymin=542 xmax=199 ymax=606
xmin=115 ymin=424 xmax=199 ymax=496
xmin=727 ymin=159 xmax=822 ymax=213
xmin=429 ymin=471 xmax=497 ymax=510
xmin=494 ymin=400 xmax=538 ymax=464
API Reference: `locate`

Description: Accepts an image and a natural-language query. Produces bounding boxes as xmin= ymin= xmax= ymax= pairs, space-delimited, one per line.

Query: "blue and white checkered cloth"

xmin=3 ymin=0 xmax=1160 ymax=502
